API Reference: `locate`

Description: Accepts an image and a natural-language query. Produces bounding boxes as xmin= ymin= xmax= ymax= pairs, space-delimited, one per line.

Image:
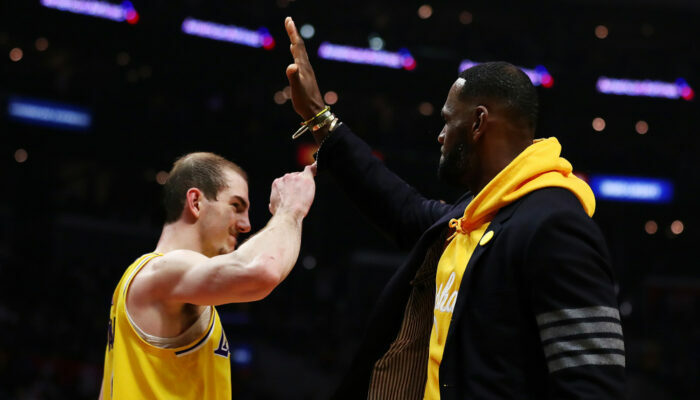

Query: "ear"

xmin=471 ymin=105 xmax=489 ymax=141
xmin=185 ymin=188 xmax=204 ymax=219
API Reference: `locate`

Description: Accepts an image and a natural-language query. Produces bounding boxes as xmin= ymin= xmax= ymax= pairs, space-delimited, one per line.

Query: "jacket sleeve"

xmin=525 ymin=209 xmax=626 ymax=399
xmin=315 ymin=123 xmax=451 ymax=249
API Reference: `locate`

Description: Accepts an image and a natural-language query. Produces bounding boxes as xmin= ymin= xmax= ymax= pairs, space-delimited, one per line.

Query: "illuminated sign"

xmin=459 ymin=59 xmax=553 ymax=88
xmin=589 ymin=175 xmax=673 ymax=203
xmin=8 ymin=96 xmax=92 ymax=131
xmin=40 ymin=0 xmax=139 ymax=24
xmin=317 ymin=42 xmax=416 ymax=70
xmin=181 ymin=18 xmax=275 ymax=49
xmin=596 ymin=77 xmax=694 ymax=100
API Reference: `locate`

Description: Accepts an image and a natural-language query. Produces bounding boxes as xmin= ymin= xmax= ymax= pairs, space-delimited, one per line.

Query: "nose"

xmin=437 ymin=129 xmax=445 ymax=144
xmin=236 ymin=214 xmax=251 ymax=234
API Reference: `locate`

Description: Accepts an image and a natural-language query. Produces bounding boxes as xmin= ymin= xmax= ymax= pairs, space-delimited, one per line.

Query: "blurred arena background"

xmin=0 ymin=0 xmax=698 ymax=398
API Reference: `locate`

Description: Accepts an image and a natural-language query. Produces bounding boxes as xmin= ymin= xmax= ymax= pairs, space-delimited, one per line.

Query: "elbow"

xmin=248 ymin=258 xmax=283 ymax=301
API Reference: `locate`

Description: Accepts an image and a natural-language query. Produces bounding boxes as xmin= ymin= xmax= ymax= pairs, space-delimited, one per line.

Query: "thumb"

xmin=286 ymin=63 xmax=299 ymax=81
xmin=303 ymin=163 xmax=317 ymax=177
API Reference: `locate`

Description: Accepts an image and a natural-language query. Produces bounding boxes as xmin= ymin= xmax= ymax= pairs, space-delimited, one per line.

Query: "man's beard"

xmin=438 ymin=142 xmax=469 ymax=187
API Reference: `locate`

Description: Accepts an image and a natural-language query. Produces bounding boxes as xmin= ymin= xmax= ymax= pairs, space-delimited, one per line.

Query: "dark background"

xmin=1 ymin=0 xmax=698 ymax=398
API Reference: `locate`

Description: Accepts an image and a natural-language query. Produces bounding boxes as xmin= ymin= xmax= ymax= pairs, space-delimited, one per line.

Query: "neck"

xmin=154 ymin=220 xmax=203 ymax=255
xmin=468 ymin=128 xmax=532 ymax=196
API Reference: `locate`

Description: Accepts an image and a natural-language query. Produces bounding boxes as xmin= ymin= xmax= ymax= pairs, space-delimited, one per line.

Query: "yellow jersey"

xmin=102 ymin=253 xmax=232 ymax=399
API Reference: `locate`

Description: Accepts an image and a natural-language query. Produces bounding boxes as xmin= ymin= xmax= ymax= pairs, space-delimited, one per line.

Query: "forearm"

xmin=230 ymin=210 xmax=303 ymax=284
xmin=164 ymin=212 xmax=305 ymax=305
xmin=316 ymin=124 xmax=450 ymax=248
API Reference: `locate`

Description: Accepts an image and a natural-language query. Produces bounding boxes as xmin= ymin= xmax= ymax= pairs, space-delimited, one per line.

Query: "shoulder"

xmin=506 ymin=188 xmax=595 ymax=230
xmin=513 ymin=189 xmax=610 ymax=259
xmin=518 ymin=187 xmax=589 ymax=217
xmin=129 ymin=250 xmax=208 ymax=301
xmin=147 ymin=249 xmax=208 ymax=274
xmin=504 ymin=187 xmax=604 ymax=245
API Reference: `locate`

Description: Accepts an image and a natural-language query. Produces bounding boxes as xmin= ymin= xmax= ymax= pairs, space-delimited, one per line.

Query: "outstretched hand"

xmin=284 ymin=17 xmax=325 ymax=121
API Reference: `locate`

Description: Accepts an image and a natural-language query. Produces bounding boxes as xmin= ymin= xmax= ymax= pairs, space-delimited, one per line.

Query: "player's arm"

xmin=526 ymin=209 xmax=626 ymax=399
xmin=134 ymin=165 xmax=316 ymax=306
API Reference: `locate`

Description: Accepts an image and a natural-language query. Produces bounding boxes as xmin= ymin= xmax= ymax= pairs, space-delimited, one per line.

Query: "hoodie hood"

xmin=452 ymin=137 xmax=595 ymax=234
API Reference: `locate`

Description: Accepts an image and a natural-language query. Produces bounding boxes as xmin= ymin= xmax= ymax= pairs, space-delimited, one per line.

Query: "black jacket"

xmin=319 ymin=124 xmax=626 ymax=399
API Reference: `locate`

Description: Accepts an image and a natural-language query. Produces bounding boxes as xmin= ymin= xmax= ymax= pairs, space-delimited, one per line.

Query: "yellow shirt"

xmin=102 ymin=253 xmax=232 ymax=399
xmin=424 ymin=223 xmax=490 ymax=399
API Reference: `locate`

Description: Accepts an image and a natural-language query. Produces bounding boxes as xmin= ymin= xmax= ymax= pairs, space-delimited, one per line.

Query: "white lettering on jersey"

xmin=435 ymin=271 xmax=458 ymax=313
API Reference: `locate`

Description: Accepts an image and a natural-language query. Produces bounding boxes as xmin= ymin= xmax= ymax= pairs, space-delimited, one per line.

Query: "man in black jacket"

xmin=283 ymin=17 xmax=625 ymax=399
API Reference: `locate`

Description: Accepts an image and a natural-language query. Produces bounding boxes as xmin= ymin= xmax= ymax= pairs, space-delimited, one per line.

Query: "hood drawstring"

xmin=447 ymin=218 xmax=464 ymax=242
xmin=447 ymin=212 xmax=496 ymax=242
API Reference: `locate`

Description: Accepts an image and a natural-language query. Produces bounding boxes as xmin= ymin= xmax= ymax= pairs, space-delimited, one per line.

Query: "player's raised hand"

xmin=284 ymin=17 xmax=325 ymax=121
xmin=269 ymin=163 xmax=316 ymax=219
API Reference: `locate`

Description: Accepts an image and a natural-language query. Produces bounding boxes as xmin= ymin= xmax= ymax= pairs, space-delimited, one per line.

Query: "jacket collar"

xmin=427 ymin=191 xmax=474 ymax=235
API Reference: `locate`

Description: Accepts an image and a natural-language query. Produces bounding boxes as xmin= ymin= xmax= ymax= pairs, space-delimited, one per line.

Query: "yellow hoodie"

xmin=424 ymin=137 xmax=596 ymax=399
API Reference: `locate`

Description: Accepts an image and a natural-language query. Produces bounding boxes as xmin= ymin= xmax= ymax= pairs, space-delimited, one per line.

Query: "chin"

xmin=438 ymin=145 xmax=470 ymax=187
xmin=219 ymin=242 xmax=237 ymax=255
xmin=217 ymin=247 xmax=232 ymax=255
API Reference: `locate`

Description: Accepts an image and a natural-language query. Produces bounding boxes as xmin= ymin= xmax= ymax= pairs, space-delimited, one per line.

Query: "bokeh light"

xmin=35 ymin=37 xmax=49 ymax=51
xmin=670 ymin=220 xmax=684 ymax=235
xmin=14 ymin=148 xmax=28 ymax=163
xmin=635 ymin=120 xmax=649 ymax=135
xmin=645 ymin=220 xmax=658 ymax=235
xmin=156 ymin=171 xmax=169 ymax=185
xmin=9 ymin=47 xmax=23 ymax=62
xmin=418 ymin=5 xmax=433 ymax=19
xmin=595 ymin=25 xmax=609 ymax=39
xmin=592 ymin=117 xmax=606 ymax=132
xmin=459 ymin=11 xmax=473 ymax=25
xmin=418 ymin=102 xmax=434 ymax=116
xmin=324 ymin=91 xmax=338 ymax=105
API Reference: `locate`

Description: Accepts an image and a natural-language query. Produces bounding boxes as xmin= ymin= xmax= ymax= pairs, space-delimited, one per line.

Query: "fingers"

xmin=285 ymin=17 xmax=303 ymax=54
xmin=285 ymin=17 xmax=302 ymax=46
xmin=285 ymin=17 xmax=309 ymax=64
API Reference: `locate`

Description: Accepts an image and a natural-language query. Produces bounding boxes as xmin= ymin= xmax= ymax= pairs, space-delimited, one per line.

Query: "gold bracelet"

xmin=311 ymin=110 xmax=333 ymax=132
xmin=292 ymin=106 xmax=332 ymax=139
xmin=302 ymin=106 xmax=330 ymax=125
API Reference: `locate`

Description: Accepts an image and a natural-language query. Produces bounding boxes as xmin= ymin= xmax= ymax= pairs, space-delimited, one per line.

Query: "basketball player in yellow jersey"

xmin=99 ymin=152 xmax=316 ymax=399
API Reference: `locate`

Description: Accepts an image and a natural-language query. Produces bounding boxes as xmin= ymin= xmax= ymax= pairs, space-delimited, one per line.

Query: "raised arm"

xmin=283 ymin=17 xmax=450 ymax=248
xmin=132 ymin=165 xmax=316 ymax=306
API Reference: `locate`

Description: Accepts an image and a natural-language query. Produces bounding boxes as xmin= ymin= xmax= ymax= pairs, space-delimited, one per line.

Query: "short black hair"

xmin=458 ymin=61 xmax=539 ymax=132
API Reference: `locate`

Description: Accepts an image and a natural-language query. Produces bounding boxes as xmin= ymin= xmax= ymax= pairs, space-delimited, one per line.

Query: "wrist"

xmin=305 ymin=104 xmax=326 ymax=120
xmin=275 ymin=208 xmax=306 ymax=225
xmin=312 ymin=116 xmax=341 ymax=161
xmin=293 ymin=106 xmax=332 ymax=139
